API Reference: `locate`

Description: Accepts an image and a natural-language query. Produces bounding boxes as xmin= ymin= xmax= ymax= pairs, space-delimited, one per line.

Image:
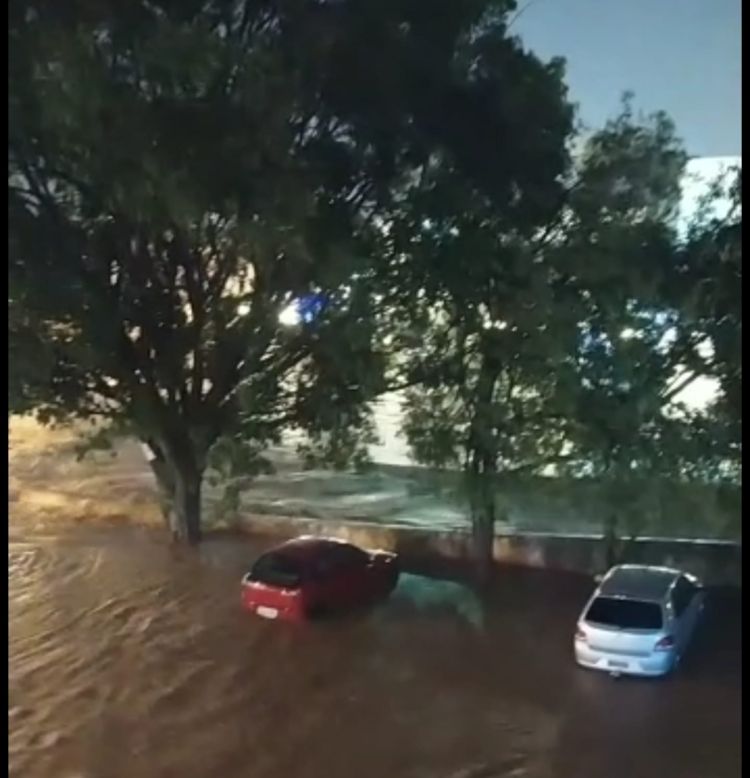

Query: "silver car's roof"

xmin=598 ymin=565 xmax=681 ymax=602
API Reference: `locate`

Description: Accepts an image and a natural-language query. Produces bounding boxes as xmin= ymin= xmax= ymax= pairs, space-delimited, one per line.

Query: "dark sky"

xmin=514 ymin=0 xmax=741 ymax=157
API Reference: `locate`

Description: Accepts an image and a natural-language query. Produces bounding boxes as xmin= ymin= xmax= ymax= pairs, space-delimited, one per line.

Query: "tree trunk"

xmin=172 ymin=465 xmax=202 ymax=545
xmin=604 ymin=511 xmax=619 ymax=569
xmin=143 ymin=442 xmax=177 ymax=536
xmin=467 ymin=352 xmax=498 ymax=588
xmin=468 ymin=452 xmax=496 ymax=589
xmin=471 ymin=502 xmax=495 ymax=587
xmin=142 ymin=437 xmax=204 ymax=544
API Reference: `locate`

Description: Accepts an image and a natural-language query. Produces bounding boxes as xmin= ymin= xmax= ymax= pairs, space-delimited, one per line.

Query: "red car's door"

xmin=333 ymin=545 xmax=373 ymax=606
xmin=313 ymin=544 xmax=372 ymax=610
xmin=306 ymin=555 xmax=339 ymax=610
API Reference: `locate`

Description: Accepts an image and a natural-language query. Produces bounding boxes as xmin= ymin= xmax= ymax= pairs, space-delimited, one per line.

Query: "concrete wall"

xmin=236 ymin=514 xmax=742 ymax=586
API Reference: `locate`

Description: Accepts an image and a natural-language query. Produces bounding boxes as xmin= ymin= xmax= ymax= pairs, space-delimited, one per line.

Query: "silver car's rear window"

xmin=585 ymin=596 xmax=663 ymax=630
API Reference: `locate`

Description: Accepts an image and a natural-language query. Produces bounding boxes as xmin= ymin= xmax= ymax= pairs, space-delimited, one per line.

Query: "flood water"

xmin=9 ymin=514 xmax=741 ymax=778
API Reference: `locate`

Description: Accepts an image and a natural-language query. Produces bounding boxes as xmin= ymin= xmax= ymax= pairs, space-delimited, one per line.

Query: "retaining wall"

xmin=237 ymin=514 xmax=742 ymax=586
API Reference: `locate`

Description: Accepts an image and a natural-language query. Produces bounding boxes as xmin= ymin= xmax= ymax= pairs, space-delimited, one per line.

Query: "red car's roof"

xmin=270 ymin=536 xmax=356 ymax=563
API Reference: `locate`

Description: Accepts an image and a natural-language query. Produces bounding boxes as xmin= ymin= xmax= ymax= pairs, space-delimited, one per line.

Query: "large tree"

xmin=546 ymin=111 xmax=743 ymax=568
xmin=9 ymin=0 xmax=573 ymax=542
xmin=669 ymin=166 xmax=742 ymax=472
xmin=392 ymin=98 xmax=736 ymax=580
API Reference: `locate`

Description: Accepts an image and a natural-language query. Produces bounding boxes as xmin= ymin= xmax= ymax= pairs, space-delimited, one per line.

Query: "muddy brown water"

xmin=7 ymin=418 xmax=742 ymax=778
xmin=9 ymin=510 xmax=741 ymax=778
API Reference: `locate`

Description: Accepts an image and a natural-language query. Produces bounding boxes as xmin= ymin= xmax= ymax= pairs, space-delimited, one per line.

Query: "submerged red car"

xmin=241 ymin=536 xmax=399 ymax=621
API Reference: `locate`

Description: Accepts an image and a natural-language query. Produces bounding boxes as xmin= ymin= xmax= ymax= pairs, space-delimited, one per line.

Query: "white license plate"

xmin=256 ymin=606 xmax=279 ymax=619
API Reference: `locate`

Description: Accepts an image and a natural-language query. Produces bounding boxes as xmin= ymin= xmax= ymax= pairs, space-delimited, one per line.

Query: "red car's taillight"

xmin=654 ymin=635 xmax=675 ymax=651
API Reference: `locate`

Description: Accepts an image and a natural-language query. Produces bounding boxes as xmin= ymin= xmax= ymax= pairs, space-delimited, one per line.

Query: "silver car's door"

xmin=670 ymin=577 xmax=689 ymax=653
xmin=682 ymin=580 xmax=705 ymax=644
xmin=672 ymin=575 xmax=703 ymax=652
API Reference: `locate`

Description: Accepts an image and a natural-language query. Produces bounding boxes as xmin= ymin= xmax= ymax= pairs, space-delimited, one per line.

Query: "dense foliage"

xmin=394 ymin=99 xmax=741 ymax=576
xmin=9 ymin=3 xmax=739 ymax=564
xmin=9 ymin=0 xmax=574 ymax=542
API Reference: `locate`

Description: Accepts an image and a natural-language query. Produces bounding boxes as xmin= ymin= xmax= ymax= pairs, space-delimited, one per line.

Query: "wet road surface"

xmin=9 ymin=516 xmax=741 ymax=778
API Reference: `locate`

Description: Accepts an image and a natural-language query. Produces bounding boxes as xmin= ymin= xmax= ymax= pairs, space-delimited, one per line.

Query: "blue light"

xmin=298 ymin=293 xmax=327 ymax=324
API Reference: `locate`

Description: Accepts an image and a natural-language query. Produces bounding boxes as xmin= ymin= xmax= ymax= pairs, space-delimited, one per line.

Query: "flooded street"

xmin=9 ymin=515 xmax=741 ymax=778
xmin=8 ymin=420 xmax=742 ymax=778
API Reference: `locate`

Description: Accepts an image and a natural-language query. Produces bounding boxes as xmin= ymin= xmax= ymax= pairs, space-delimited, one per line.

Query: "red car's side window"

xmin=317 ymin=557 xmax=337 ymax=578
xmin=329 ymin=544 xmax=369 ymax=571
xmin=309 ymin=545 xmax=368 ymax=584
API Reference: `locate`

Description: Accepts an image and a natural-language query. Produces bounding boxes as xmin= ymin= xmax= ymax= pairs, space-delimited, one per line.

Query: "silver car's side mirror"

xmin=593 ymin=573 xmax=604 ymax=584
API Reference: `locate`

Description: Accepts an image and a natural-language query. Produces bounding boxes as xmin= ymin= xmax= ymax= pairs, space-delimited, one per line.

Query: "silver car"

xmin=575 ymin=564 xmax=706 ymax=677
